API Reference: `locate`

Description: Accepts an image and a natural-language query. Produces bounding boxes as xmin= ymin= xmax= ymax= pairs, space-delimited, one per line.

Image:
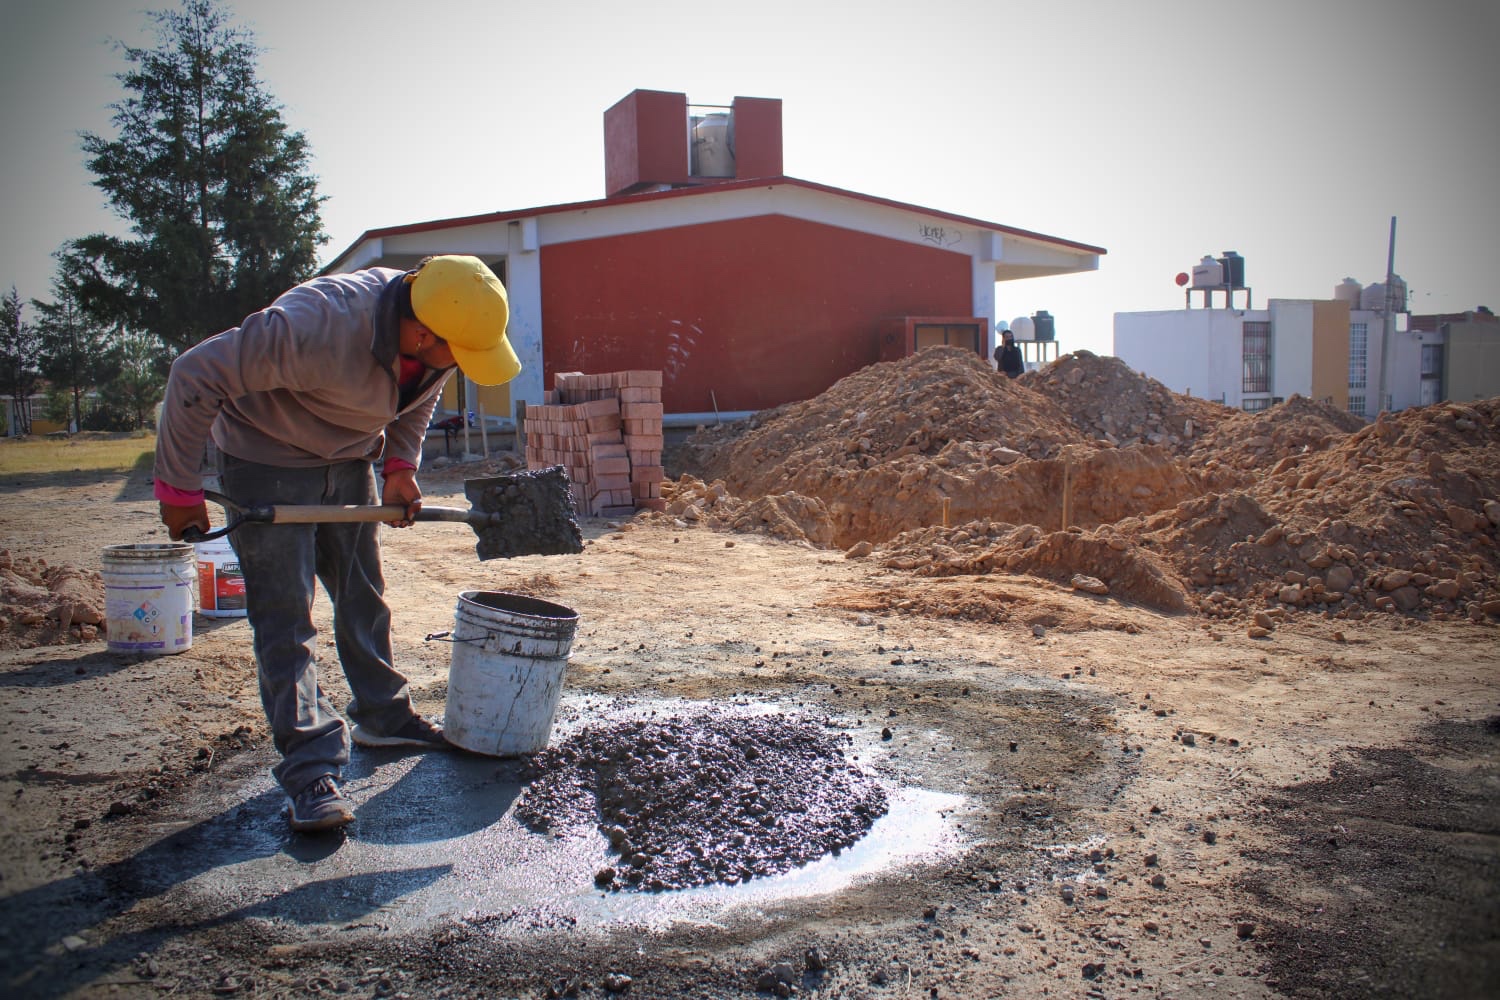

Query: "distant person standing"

xmin=995 ymin=329 xmax=1024 ymax=379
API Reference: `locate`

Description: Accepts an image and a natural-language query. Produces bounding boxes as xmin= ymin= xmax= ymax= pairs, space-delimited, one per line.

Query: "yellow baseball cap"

xmin=409 ymin=255 xmax=521 ymax=386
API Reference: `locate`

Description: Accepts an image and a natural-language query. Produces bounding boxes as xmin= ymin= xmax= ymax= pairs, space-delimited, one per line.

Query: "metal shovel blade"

xmin=465 ymin=466 xmax=585 ymax=561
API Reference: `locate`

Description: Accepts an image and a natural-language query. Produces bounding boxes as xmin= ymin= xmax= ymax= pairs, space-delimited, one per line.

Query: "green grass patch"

xmin=0 ymin=431 xmax=157 ymax=487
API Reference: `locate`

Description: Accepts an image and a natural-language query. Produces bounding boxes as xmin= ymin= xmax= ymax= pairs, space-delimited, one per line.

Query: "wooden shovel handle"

xmin=186 ymin=491 xmax=491 ymax=542
xmin=263 ymin=504 xmax=474 ymax=524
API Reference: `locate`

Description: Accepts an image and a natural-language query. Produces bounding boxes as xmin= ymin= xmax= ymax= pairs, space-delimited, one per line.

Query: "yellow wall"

xmin=1445 ymin=321 xmax=1500 ymax=402
xmin=30 ymin=416 xmax=67 ymax=434
xmin=1310 ymin=299 xmax=1349 ymax=409
xmin=439 ymin=378 xmax=516 ymax=421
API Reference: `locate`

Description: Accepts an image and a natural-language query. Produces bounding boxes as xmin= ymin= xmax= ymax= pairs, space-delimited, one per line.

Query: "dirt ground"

xmin=2 ymin=355 xmax=1498 ymax=999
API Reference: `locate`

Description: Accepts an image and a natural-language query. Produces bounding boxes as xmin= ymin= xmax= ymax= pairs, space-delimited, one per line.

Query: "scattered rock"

xmin=1070 ymin=573 xmax=1110 ymax=595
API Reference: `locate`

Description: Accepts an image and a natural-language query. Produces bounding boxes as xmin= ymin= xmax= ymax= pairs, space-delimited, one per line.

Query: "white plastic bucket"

xmin=101 ymin=543 xmax=196 ymax=655
xmin=195 ymin=537 xmax=247 ymax=618
xmin=443 ymin=590 xmax=579 ymax=756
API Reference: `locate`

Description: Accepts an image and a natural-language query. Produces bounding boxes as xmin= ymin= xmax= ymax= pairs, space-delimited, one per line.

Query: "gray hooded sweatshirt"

xmin=154 ymin=268 xmax=453 ymax=493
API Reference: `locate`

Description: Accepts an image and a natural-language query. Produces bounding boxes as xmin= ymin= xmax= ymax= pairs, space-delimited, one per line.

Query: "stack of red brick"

xmin=523 ymin=370 xmax=667 ymax=517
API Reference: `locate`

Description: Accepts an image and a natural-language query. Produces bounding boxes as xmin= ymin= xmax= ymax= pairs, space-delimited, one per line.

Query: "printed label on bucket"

xmin=198 ymin=559 xmax=246 ymax=611
xmin=105 ymin=592 xmax=191 ymax=650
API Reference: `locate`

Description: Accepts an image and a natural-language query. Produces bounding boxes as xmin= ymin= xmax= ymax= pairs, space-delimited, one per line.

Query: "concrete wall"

xmin=1446 ymin=320 xmax=1500 ymax=402
xmin=1114 ymin=308 xmax=1263 ymax=407
xmin=1267 ymin=300 xmax=1314 ymax=404
xmin=1116 ymin=299 xmax=1372 ymax=414
xmin=1386 ymin=328 xmax=1426 ymax=412
xmin=1310 ymin=299 xmax=1350 ymax=408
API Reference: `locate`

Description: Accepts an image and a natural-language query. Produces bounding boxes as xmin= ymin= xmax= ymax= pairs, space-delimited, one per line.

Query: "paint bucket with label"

xmin=195 ymin=537 xmax=247 ymax=618
xmin=101 ymin=543 xmax=196 ymax=655
xmin=442 ymin=591 xmax=579 ymax=756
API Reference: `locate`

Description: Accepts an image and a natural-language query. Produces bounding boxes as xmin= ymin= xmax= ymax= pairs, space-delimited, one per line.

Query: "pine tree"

xmin=0 ymin=287 xmax=43 ymax=436
xmin=98 ymin=330 xmax=173 ymax=430
xmin=59 ymin=0 xmax=327 ymax=355
xmin=33 ymin=278 xmax=116 ymax=432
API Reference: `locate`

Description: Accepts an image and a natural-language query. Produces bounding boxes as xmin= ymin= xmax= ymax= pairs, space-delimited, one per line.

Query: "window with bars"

xmin=1348 ymin=394 xmax=1365 ymax=414
xmin=1242 ymin=397 xmax=1272 ymax=413
xmin=1349 ymin=322 xmax=1367 ymax=390
xmin=1243 ymin=322 xmax=1271 ymax=394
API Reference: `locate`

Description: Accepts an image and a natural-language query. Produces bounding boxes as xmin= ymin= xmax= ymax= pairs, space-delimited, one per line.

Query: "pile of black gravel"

xmin=516 ymin=710 xmax=889 ymax=892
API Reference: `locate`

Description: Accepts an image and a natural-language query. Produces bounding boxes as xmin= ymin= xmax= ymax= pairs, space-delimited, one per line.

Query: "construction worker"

xmin=153 ymin=255 xmax=520 ymax=833
xmin=995 ymin=328 xmax=1024 ymax=379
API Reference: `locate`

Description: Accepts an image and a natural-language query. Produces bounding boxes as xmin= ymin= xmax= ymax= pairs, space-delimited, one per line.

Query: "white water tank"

xmin=1360 ymin=278 xmax=1408 ymax=312
xmin=1191 ymin=255 xmax=1223 ymax=288
xmin=690 ymin=113 xmax=735 ymax=177
xmin=1333 ymin=278 xmax=1362 ymax=306
xmin=1010 ymin=316 xmax=1036 ymax=341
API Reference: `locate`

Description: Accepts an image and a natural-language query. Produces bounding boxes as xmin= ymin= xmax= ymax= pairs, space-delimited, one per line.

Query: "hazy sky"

xmin=2 ymin=0 xmax=1495 ymax=357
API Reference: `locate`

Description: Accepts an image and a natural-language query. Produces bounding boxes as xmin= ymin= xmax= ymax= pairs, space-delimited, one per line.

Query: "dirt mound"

xmin=1024 ymin=349 xmax=1236 ymax=452
xmin=686 ymin=347 xmax=1088 ymax=492
xmin=1189 ymin=393 xmax=1368 ymax=472
xmin=642 ymin=475 xmax=836 ymax=547
xmin=873 ymin=520 xmax=1190 ymax=614
xmin=0 ymin=550 xmax=106 ymax=649
xmin=676 ymin=349 xmax=1212 ymax=549
xmin=671 ymin=348 xmax=1500 ymax=622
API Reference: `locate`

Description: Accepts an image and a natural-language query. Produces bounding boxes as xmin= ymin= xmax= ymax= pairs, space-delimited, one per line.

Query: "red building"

xmin=324 ymin=90 xmax=1105 ymax=423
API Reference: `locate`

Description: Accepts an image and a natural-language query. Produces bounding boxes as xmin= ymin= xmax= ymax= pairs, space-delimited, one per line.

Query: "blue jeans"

xmin=220 ymin=455 xmax=417 ymax=797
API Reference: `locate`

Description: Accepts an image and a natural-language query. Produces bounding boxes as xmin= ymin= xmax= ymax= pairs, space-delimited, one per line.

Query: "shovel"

xmin=184 ymin=466 xmax=585 ymax=561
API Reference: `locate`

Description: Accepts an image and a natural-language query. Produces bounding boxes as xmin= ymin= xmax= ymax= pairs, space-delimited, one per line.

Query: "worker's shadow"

xmin=344 ymin=747 xmax=528 ymax=845
xmin=0 ymin=781 xmax=453 ymax=1000
xmin=1 ymin=747 xmax=532 ymax=996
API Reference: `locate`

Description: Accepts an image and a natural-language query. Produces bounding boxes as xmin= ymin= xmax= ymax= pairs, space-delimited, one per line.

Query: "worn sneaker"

xmin=288 ymin=775 xmax=354 ymax=833
xmin=351 ymin=715 xmax=452 ymax=751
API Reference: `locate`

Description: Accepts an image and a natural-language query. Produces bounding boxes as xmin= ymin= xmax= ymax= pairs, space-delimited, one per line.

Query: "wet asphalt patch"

xmin=13 ymin=699 xmax=962 ymax=953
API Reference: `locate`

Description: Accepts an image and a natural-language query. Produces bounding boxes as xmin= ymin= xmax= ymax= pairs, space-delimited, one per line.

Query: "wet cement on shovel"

xmin=466 ymin=466 xmax=584 ymax=560
xmin=515 ymin=707 xmax=890 ymax=892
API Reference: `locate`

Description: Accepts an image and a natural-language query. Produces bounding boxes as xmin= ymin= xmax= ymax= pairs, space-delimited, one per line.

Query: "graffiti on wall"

xmin=918 ymin=224 xmax=962 ymax=248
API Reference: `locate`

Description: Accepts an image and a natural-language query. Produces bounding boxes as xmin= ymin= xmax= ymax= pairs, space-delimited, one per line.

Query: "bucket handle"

xmin=424 ymin=630 xmax=490 ymax=644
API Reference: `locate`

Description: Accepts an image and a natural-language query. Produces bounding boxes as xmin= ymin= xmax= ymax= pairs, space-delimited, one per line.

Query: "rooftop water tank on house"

xmin=1334 ymin=277 xmax=1363 ymax=306
xmin=1191 ymin=255 xmax=1223 ymax=288
xmin=690 ymin=112 xmax=735 ymax=177
xmin=1032 ymin=310 xmax=1055 ymax=341
xmin=1011 ymin=315 xmax=1036 ymax=341
xmin=1218 ymin=251 xmax=1246 ymax=289
xmin=1360 ymin=275 xmax=1407 ymax=312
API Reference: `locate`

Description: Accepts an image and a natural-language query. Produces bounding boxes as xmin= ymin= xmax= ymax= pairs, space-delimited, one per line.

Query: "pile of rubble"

xmin=672 ymin=347 xmax=1500 ymax=622
xmin=516 ymin=708 xmax=888 ymax=891
xmin=636 ymin=475 xmax=836 ymax=548
xmin=0 ymin=550 xmax=106 ymax=648
xmin=1024 ymin=349 xmax=1234 ymax=453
